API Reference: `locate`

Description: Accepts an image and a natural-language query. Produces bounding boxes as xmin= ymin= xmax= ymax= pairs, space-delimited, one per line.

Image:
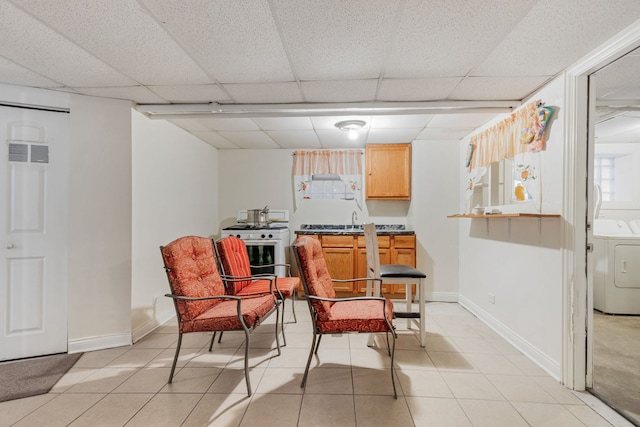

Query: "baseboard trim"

xmin=132 ymin=309 xmax=175 ymax=343
xmin=68 ymin=332 xmax=132 ymax=354
xmin=458 ymin=295 xmax=561 ymax=380
xmin=426 ymin=291 xmax=459 ymax=303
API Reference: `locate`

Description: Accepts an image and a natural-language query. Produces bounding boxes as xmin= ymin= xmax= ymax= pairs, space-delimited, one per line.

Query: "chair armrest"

xmin=306 ymin=295 xmax=386 ymax=303
xmin=164 ymin=294 xmax=240 ymax=301
xmin=331 ymin=277 xmax=382 ymax=285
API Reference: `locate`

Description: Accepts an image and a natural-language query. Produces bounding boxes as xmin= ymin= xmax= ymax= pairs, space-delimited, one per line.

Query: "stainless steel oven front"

xmin=241 ymin=238 xmax=286 ymax=277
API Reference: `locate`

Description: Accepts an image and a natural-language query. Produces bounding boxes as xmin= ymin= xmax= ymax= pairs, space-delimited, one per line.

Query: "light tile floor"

xmin=0 ymin=302 xmax=634 ymax=427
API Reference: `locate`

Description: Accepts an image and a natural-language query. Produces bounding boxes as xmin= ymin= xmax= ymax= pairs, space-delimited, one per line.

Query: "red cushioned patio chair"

xmin=160 ymin=235 xmax=281 ymax=396
xmin=293 ymin=236 xmax=398 ymax=398
xmin=215 ymin=235 xmax=299 ymax=344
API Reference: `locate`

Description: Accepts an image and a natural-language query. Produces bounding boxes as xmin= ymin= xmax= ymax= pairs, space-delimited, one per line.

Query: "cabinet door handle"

xmin=621 ymin=260 xmax=627 ymax=273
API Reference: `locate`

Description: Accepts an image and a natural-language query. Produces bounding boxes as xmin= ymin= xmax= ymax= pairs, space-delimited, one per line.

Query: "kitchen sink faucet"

xmin=352 ymin=210 xmax=358 ymax=227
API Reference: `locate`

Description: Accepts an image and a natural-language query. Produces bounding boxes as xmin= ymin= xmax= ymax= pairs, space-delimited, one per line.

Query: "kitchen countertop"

xmin=295 ymin=224 xmax=414 ymax=236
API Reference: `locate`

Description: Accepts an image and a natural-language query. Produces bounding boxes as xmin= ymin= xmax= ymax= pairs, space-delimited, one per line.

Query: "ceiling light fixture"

xmin=335 ymin=120 xmax=366 ymax=140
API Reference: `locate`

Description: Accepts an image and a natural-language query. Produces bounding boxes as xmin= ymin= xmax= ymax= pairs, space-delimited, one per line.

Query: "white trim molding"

xmin=459 ymin=295 xmax=560 ymax=380
xmin=68 ymin=333 xmax=132 ymax=354
xmin=562 ymin=20 xmax=640 ymax=391
xmin=132 ymin=309 xmax=175 ymax=343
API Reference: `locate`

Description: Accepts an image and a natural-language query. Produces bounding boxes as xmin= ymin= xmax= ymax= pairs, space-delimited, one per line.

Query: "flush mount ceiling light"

xmin=335 ymin=120 xmax=366 ymax=140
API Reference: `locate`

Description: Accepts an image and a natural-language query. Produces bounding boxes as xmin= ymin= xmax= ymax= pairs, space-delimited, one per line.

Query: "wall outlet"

xmin=488 ymin=293 xmax=496 ymax=304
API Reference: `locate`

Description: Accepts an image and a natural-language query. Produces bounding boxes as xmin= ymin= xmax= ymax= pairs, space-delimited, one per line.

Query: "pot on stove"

xmin=246 ymin=206 xmax=269 ymax=226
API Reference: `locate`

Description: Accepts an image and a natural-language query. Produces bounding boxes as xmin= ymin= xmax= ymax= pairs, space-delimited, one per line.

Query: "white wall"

xmin=131 ymin=111 xmax=219 ymax=341
xmin=67 ymin=94 xmax=133 ymax=351
xmin=457 ymin=76 xmax=566 ymax=378
xmin=218 ymin=143 xmax=461 ymax=300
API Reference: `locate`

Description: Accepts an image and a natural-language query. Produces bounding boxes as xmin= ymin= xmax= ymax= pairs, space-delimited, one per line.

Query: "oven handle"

xmin=241 ymin=239 xmax=280 ymax=245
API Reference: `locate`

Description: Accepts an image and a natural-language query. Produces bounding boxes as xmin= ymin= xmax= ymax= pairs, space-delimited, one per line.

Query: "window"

xmin=594 ymin=156 xmax=615 ymax=201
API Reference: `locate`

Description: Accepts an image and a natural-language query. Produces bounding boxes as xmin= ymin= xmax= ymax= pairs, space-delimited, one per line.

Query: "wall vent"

xmin=31 ymin=145 xmax=49 ymax=163
xmin=8 ymin=143 xmax=28 ymax=162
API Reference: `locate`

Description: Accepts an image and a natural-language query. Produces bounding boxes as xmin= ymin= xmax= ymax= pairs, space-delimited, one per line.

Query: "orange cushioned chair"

xmin=293 ymin=236 xmax=398 ymax=398
xmin=160 ymin=236 xmax=281 ymax=396
xmin=215 ymin=236 xmax=299 ymax=340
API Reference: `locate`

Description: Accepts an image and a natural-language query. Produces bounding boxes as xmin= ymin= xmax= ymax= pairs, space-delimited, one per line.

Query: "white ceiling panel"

xmin=416 ymin=127 xmax=475 ymax=140
xmin=75 ymin=86 xmax=165 ymax=104
xmin=148 ymin=85 xmax=230 ymax=103
xmin=253 ymin=117 xmax=313 ymax=131
xmin=370 ymin=114 xmax=432 ymax=129
xmin=377 ymin=78 xmax=461 ymax=101
xmin=198 ymin=118 xmax=259 ymax=131
xmin=13 ymin=0 xmax=212 ymax=86
xmin=0 ymin=57 xmax=61 ymax=87
xmin=218 ymin=131 xmax=280 ymax=148
xmin=301 ymin=79 xmax=378 ymax=102
xmin=272 ymin=0 xmax=399 ymax=80
xmin=427 ymin=113 xmax=500 ymax=129
xmin=266 ymin=130 xmax=322 ymax=148
xmin=190 ymin=131 xmax=239 ymax=149
xmin=472 ymin=0 xmax=640 ymax=77
xmin=366 ymin=128 xmax=423 ymax=144
xmin=1 ymin=0 xmax=639 ymax=150
xmin=595 ymin=116 xmax=640 ymax=138
xmin=449 ymin=76 xmax=550 ymax=100
xmin=223 ymin=82 xmax=304 ymax=103
xmin=166 ymin=119 xmax=211 ymax=132
xmin=384 ymin=0 xmax=535 ymax=78
xmin=141 ymin=0 xmax=294 ymax=84
xmin=317 ymin=129 xmax=367 ymax=148
xmin=0 ymin=1 xmax=135 ymax=87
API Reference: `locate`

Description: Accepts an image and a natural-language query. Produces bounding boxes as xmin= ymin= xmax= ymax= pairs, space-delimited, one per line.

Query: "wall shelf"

xmin=447 ymin=213 xmax=561 ymax=219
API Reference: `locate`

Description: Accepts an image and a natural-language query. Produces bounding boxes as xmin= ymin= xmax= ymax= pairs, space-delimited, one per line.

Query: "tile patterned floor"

xmin=0 ymin=302 xmax=633 ymax=427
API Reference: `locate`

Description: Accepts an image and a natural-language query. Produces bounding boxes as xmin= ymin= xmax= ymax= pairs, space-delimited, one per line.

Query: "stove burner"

xmin=223 ymin=223 xmax=288 ymax=231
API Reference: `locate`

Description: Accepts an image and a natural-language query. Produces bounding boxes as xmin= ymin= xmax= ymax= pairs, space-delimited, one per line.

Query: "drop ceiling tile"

xmin=311 ymin=116 xmax=373 ymax=130
xmin=0 ymin=57 xmax=61 ymax=87
xmin=0 ymin=2 xmax=135 ymax=87
xmin=253 ymin=117 xmax=313 ymax=130
xmin=222 ymin=82 xmax=303 ymax=103
xmin=141 ymin=0 xmax=293 ymax=83
xmin=595 ymin=116 xmax=640 ymax=138
xmin=272 ymin=0 xmax=399 ymax=80
xmin=416 ymin=127 xmax=475 ymax=140
xmin=472 ymin=0 xmax=640 ymax=76
xmin=300 ymin=80 xmax=378 ymax=102
xmin=266 ymin=130 xmax=321 ymax=148
xmin=366 ymin=128 xmax=423 ymax=144
xmin=14 ymin=0 xmax=212 ymax=85
xmin=377 ymin=78 xmax=461 ymax=101
xmin=217 ymin=131 xmax=279 ymax=149
xmin=370 ymin=114 xmax=432 ymax=129
xmin=427 ymin=113 xmax=501 ymax=128
xmin=75 ymin=86 xmax=166 ymax=103
xmin=384 ymin=0 xmax=535 ymax=78
xmin=197 ymin=118 xmax=260 ymax=131
xmin=167 ymin=119 xmax=211 ymax=132
xmin=448 ymin=76 xmax=550 ymax=101
xmin=316 ymin=129 xmax=366 ymax=148
xmin=148 ymin=85 xmax=230 ymax=103
xmin=190 ymin=131 xmax=239 ymax=149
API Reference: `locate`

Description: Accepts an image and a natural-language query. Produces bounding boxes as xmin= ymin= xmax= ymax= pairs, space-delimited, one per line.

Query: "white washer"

xmin=593 ymin=220 xmax=640 ymax=315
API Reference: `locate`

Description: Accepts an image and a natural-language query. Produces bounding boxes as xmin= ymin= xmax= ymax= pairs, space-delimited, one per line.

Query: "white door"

xmin=0 ymin=105 xmax=69 ymax=361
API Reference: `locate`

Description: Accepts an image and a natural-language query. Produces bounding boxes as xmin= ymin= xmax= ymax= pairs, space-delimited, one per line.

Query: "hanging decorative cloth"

xmin=519 ymin=103 xmax=554 ymax=151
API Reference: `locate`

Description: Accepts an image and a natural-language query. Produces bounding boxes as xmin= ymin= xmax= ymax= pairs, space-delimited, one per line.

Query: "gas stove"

xmin=220 ymin=210 xmax=291 ymax=277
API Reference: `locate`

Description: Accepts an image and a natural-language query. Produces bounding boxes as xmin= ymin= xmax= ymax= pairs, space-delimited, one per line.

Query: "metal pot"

xmin=246 ymin=206 xmax=269 ymax=225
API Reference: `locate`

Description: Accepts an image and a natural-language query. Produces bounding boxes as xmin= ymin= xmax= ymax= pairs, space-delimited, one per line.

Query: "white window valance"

xmin=292 ymin=150 xmax=363 ymax=209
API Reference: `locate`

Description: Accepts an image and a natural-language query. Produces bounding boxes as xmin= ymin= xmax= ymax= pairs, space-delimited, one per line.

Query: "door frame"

xmin=563 ymin=21 xmax=640 ymax=391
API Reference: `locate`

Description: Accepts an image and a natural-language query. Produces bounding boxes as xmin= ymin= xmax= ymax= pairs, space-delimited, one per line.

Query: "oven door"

xmin=242 ymin=239 xmax=286 ymax=277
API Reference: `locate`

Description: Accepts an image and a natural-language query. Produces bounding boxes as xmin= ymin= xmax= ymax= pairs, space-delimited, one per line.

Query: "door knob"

xmin=6 ymin=243 xmax=14 ymax=249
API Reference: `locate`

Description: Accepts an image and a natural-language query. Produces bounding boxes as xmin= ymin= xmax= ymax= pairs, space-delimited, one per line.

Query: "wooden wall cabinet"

xmin=365 ymin=143 xmax=411 ymax=200
xmin=296 ymin=233 xmax=416 ymax=297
